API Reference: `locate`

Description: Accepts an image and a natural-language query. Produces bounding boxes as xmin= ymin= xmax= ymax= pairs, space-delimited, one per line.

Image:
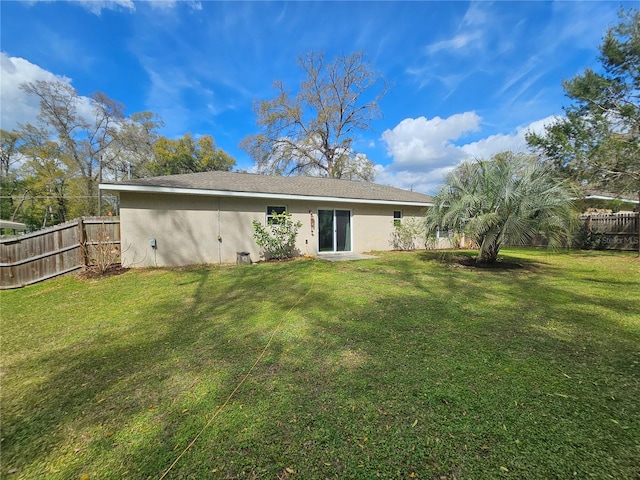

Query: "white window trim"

xmin=266 ymin=205 xmax=287 ymax=224
xmin=393 ymin=210 xmax=402 ymax=226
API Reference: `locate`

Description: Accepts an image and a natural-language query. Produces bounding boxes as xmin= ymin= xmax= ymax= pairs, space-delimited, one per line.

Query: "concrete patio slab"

xmin=317 ymin=253 xmax=378 ymax=262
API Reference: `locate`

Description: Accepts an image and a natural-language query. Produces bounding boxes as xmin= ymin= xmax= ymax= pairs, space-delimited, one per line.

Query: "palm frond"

xmin=425 ymin=152 xmax=577 ymax=262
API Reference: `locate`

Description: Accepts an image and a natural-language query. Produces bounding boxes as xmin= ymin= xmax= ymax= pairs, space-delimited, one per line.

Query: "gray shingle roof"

xmin=103 ymin=171 xmax=433 ymax=204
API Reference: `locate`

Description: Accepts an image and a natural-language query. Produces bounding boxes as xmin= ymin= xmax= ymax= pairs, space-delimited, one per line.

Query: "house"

xmin=100 ymin=171 xmax=433 ymax=267
xmin=0 ymin=220 xmax=28 ymax=236
xmin=581 ymin=191 xmax=639 ymax=213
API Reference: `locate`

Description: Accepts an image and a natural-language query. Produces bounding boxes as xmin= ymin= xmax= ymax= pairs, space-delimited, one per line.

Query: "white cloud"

xmin=425 ymin=32 xmax=482 ymax=55
xmin=381 ymin=112 xmax=481 ymax=169
xmin=0 ymin=53 xmax=72 ymax=130
xmin=62 ymin=0 xmax=135 ymax=15
xmin=495 ymin=57 xmax=539 ymax=98
xmin=140 ymin=59 xmax=222 ymax=136
xmin=462 ymin=115 xmax=558 ymax=159
xmin=144 ymin=0 xmax=202 ymax=12
xmin=26 ymin=0 xmax=202 ymax=15
xmin=374 ymin=164 xmax=456 ymax=197
xmin=461 ymin=2 xmax=488 ymax=27
xmin=421 ymin=3 xmax=489 ymax=57
xmin=1 ymin=53 xmax=105 ymax=133
xmin=525 ymin=115 xmax=560 ymax=136
xmin=377 ymin=113 xmax=560 ymax=194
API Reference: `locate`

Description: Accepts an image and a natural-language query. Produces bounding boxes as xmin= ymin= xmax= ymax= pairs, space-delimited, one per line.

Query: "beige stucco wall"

xmin=118 ymin=191 xmax=426 ymax=267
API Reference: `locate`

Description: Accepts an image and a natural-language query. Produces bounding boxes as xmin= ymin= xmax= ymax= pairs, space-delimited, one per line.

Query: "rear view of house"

xmin=100 ymin=171 xmax=433 ymax=267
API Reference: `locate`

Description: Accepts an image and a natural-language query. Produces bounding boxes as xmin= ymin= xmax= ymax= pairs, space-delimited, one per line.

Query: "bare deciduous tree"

xmin=18 ymin=81 xmax=164 ymax=218
xmin=241 ymin=51 xmax=387 ymax=181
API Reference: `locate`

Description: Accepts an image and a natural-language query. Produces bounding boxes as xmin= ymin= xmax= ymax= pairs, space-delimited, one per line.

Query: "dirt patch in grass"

xmin=454 ymin=256 xmax=527 ymax=270
xmin=418 ymin=250 xmax=535 ymax=270
xmin=78 ymin=263 xmax=129 ymax=279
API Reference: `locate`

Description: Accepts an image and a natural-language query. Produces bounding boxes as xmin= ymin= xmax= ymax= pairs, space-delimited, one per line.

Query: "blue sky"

xmin=0 ymin=0 xmax=632 ymax=193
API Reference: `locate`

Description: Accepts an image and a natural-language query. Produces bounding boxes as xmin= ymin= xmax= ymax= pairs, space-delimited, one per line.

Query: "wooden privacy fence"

xmin=580 ymin=212 xmax=638 ymax=250
xmin=0 ymin=217 xmax=120 ymax=289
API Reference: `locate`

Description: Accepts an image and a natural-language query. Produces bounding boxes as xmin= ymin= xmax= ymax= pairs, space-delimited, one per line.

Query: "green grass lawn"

xmin=1 ymin=249 xmax=639 ymax=479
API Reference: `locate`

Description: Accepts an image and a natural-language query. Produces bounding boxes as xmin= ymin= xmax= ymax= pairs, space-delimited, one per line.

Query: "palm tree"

xmin=426 ymin=152 xmax=577 ymax=263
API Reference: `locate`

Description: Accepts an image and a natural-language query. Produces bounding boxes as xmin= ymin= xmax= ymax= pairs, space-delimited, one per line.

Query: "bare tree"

xmin=241 ymin=51 xmax=387 ymax=181
xmin=107 ymin=111 xmax=163 ymax=180
xmin=1 ymin=129 xmax=23 ymax=177
xmin=20 ymin=80 xmax=126 ymax=215
xmin=18 ymin=81 xmax=168 ymax=218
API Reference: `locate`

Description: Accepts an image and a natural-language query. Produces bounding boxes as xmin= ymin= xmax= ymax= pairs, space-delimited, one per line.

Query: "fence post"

xmin=636 ymin=194 xmax=640 ymax=257
xmin=637 ymin=193 xmax=640 ymax=258
xmin=77 ymin=217 xmax=88 ymax=268
xmin=55 ymin=228 xmax=62 ymax=273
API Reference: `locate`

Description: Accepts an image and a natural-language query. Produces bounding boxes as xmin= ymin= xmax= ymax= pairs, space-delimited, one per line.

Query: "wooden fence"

xmin=579 ymin=212 xmax=638 ymax=250
xmin=0 ymin=217 xmax=120 ymax=289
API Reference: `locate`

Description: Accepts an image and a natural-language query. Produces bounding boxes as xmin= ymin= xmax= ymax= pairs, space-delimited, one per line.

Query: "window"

xmin=393 ymin=210 xmax=402 ymax=226
xmin=266 ymin=206 xmax=286 ymax=224
xmin=437 ymin=225 xmax=450 ymax=239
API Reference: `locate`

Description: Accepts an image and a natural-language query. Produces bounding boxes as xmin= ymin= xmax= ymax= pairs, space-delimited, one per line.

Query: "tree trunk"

xmin=477 ymin=242 xmax=500 ymax=264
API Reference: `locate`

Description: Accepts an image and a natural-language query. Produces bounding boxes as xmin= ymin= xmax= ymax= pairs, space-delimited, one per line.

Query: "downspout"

xmin=217 ymin=197 xmax=222 ymax=264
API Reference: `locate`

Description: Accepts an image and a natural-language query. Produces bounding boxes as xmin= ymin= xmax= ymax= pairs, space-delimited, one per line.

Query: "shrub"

xmin=391 ymin=217 xmax=425 ymax=251
xmin=252 ymin=211 xmax=302 ymax=260
xmin=574 ymin=221 xmax=607 ymax=250
xmin=81 ymin=219 xmax=121 ymax=274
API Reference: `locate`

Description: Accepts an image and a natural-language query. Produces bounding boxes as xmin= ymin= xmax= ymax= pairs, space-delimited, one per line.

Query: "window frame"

xmin=393 ymin=210 xmax=402 ymax=227
xmin=266 ymin=205 xmax=287 ymax=225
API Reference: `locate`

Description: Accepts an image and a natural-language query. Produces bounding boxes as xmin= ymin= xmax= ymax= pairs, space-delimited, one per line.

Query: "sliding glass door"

xmin=318 ymin=209 xmax=351 ymax=252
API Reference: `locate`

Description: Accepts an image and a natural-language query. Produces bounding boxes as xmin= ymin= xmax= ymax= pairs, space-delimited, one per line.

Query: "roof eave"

xmin=0 ymin=220 xmax=28 ymax=230
xmin=100 ymin=183 xmax=433 ymax=207
xmin=583 ymin=194 xmax=639 ymax=204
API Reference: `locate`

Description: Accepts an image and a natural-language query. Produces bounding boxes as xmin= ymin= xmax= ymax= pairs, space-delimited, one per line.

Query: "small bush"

xmin=82 ymin=220 xmax=121 ymax=274
xmin=391 ymin=217 xmax=426 ymax=251
xmin=574 ymin=222 xmax=607 ymax=250
xmin=252 ymin=211 xmax=302 ymax=260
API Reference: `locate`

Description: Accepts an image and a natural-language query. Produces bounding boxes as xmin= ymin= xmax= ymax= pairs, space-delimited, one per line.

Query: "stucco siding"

xmin=120 ymin=193 xmax=216 ymax=267
xmin=350 ymin=205 xmax=426 ymax=252
xmin=119 ymin=192 xmax=426 ymax=267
